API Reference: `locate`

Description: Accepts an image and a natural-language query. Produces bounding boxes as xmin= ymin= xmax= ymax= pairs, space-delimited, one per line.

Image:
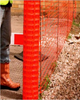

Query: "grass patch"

xmin=51 ymin=62 xmax=57 ymax=68
xmin=38 ymin=94 xmax=42 ymax=100
xmin=41 ymin=75 xmax=51 ymax=90
xmin=44 ymin=75 xmax=51 ymax=90
xmin=68 ymin=35 xmax=72 ymax=39
xmin=73 ymin=20 xmax=80 ymax=27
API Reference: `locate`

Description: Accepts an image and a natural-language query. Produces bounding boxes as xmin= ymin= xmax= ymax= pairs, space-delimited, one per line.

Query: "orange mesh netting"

xmin=23 ymin=0 xmax=76 ymax=99
xmin=39 ymin=0 xmax=76 ymax=94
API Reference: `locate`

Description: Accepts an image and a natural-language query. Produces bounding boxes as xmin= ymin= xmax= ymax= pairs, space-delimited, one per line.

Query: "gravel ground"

xmin=42 ymin=34 xmax=80 ymax=100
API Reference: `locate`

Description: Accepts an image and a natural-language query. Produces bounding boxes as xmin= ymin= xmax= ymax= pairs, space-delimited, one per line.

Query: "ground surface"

xmin=0 ymin=15 xmax=80 ymax=99
xmin=42 ymin=34 xmax=80 ymax=99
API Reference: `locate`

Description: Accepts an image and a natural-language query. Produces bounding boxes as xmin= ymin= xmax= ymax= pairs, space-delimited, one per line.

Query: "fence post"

xmin=23 ymin=0 xmax=40 ymax=99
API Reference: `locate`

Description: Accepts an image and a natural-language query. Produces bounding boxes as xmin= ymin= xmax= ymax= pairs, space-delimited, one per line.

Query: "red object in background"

xmin=14 ymin=34 xmax=23 ymax=45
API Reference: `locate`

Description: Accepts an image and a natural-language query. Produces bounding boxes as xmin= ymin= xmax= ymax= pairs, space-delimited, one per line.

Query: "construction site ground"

xmin=0 ymin=15 xmax=80 ymax=99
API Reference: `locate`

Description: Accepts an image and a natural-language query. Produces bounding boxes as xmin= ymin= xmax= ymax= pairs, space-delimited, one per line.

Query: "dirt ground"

xmin=71 ymin=13 xmax=80 ymax=34
xmin=11 ymin=16 xmax=23 ymax=33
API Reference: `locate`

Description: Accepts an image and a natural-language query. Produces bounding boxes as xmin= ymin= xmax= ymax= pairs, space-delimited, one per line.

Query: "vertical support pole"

xmin=73 ymin=0 xmax=76 ymax=19
xmin=23 ymin=0 xmax=40 ymax=99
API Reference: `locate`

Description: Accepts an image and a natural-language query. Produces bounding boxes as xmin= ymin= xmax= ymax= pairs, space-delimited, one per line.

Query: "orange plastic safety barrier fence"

xmin=23 ymin=0 xmax=76 ymax=99
xmin=39 ymin=0 xmax=76 ymax=94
